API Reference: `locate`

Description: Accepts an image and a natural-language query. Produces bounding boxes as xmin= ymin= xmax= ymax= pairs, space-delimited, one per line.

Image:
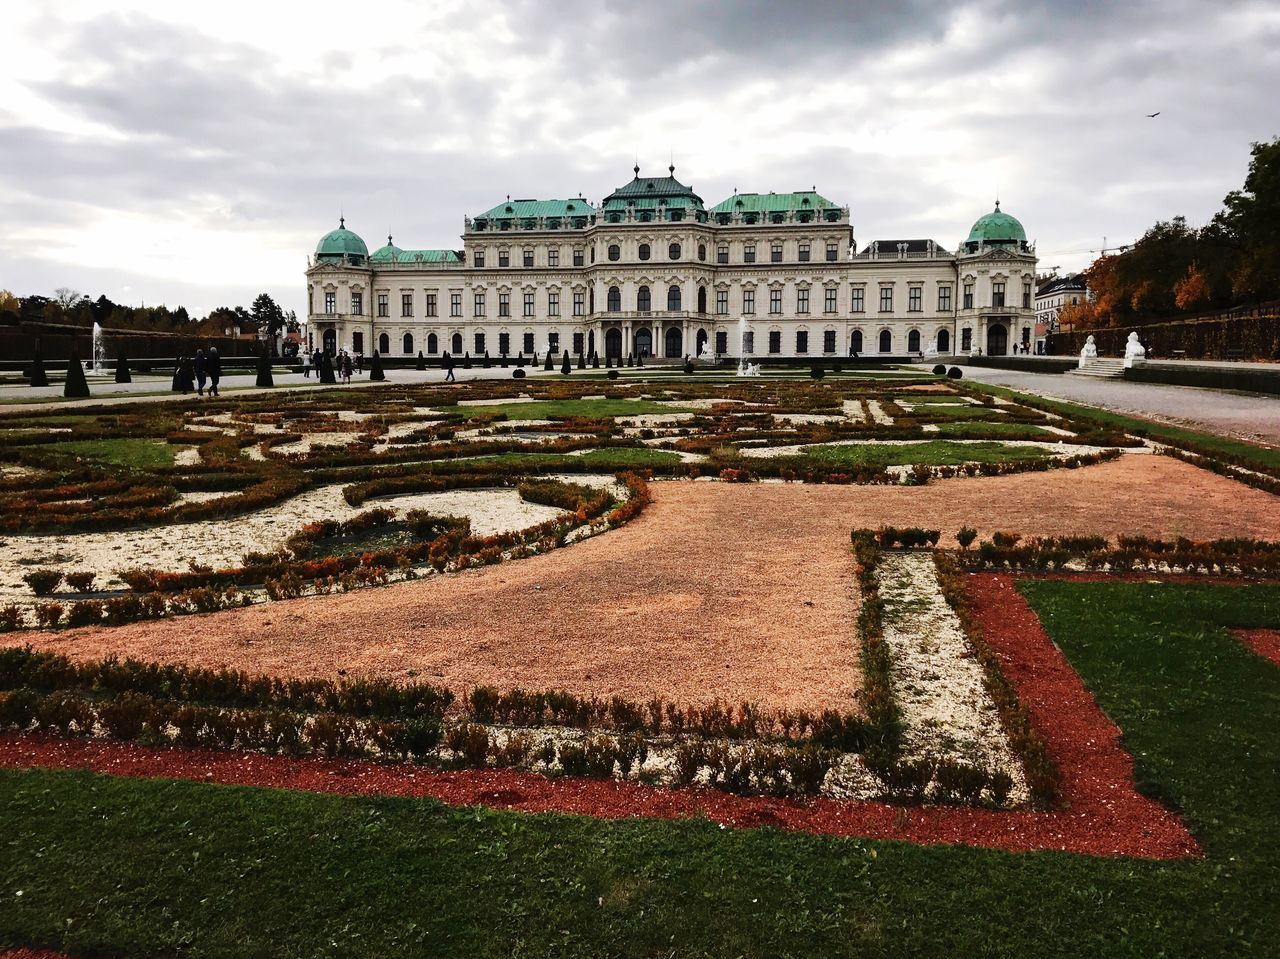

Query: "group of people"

xmin=171 ymin=347 xmax=222 ymax=396
xmin=301 ymin=349 xmax=362 ymax=383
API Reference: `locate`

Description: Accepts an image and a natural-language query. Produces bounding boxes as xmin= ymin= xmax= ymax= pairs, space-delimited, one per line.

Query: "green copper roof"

xmin=966 ymin=203 xmax=1027 ymax=244
xmin=474 ymin=198 xmax=596 ymax=220
xmin=315 ymin=219 xmax=368 ymax=260
xmin=369 ymin=239 xmax=462 ymax=264
xmin=601 ymin=167 xmax=705 ymax=214
xmin=708 ymin=190 xmax=836 ymax=214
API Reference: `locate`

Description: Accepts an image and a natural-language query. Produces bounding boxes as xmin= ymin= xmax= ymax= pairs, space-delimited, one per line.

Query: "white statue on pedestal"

xmin=1123 ymin=331 xmax=1146 ymax=368
xmin=1078 ymin=334 xmax=1098 ymax=368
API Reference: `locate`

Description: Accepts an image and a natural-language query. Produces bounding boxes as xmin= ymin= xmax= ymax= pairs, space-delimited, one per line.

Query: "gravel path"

xmin=959 ymin=366 xmax=1280 ymax=445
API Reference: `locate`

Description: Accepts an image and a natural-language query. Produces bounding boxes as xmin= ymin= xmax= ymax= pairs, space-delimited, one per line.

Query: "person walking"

xmin=193 ymin=349 xmax=208 ymax=397
xmin=340 ymin=351 xmax=353 ymax=384
xmin=302 ymin=350 xmax=312 ymax=378
xmin=207 ymin=347 xmax=222 ymax=397
xmin=443 ymin=350 xmax=455 ymax=382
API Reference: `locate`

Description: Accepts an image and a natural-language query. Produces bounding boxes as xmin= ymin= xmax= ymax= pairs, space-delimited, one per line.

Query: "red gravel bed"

xmin=1232 ymin=628 xmax=1280 ymax=667
xmin=0 ymin=574 xmax=1200 ymax=858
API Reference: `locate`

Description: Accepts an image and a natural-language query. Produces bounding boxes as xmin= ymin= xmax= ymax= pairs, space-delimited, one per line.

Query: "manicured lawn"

xmin=2 ymin=582 xmax=1277 ymax=956
xmin=442 ymin=448 xmax=684 ymax=470
xmin=932 ymin=421 xmax=1061 ymax=439
xmin=444 ymin=399 xmax=690 ymax=420
xmin=42 ymin=437 xmax=176 ymax=468
xmin=785 ymin=440 xmax=1050 ymax=467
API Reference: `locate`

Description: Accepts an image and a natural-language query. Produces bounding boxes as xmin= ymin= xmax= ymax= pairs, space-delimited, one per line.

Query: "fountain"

xmin=736 ymin=315 xmax=760 ymax=376
xmin=91 ymin=322 xmax=105 ymax=376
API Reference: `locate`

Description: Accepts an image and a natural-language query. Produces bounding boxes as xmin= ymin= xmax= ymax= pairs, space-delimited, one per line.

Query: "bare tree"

xmin=53 ymin=287 xmax=87 ymax=310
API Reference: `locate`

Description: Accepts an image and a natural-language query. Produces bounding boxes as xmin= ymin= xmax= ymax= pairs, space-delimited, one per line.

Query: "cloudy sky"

xmin=3 ymin=0 xmax=1278 ymax=318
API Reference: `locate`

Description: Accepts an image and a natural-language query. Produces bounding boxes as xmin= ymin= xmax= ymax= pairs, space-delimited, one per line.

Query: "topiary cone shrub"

xmin=626 ymin=353 xmax=633 ymax=368
xmin=369 ymin=351 xmax=386 ymax=381
xmin=591 ymin=352 xmax=600 ymax=369
xmin=256 ymin=350 xmax=274 ymax=387
xmin=636 ymin=352 xmax=644 ymax=368
xmin=415 ymin=351 xmax=425 ymax=371
xmin=114 ymin=347 xmax=132 ymax=383
xmin=64 ymin=345 xmax=90 ymax=398
xmin=544 ymin=352 xmax=554 ymax=371
xmin=577 ymin=352 xmax=585 ymax=370
xmin=29 ymin=344 xmax=49 ymax=387
xmin=605 ymin=354 xmax=613 ymax=368
xmin=483 ymin=351 xmax=492 ymax=369
xmin=318 ymin=352 xmax=337 ymax=384
xmin=463 ymin=352 xmax=472 ymax=369
xmin=947 ymin=366 xmax=963 ymax=379
xmin=932 ymin=364 xmax=947 ymax=375
xmin=500 ymin=353 xmax=508 ymax=368
xmin=561 ymin=350 xmax=572 ymax=375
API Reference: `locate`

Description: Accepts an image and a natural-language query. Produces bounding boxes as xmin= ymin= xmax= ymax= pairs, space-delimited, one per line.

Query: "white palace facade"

xmin=305 ymin=165 xmax=1037 ymax=361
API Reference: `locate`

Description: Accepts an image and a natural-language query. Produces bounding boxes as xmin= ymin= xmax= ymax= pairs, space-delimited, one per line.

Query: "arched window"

xmin=607 ymin=286 xmax=621 ymax=312
xmin=907 ymin=329 xmax=921 ymax=353
xmin=451 ymin=332 xmax=463 ymax=354
xmin=638 ymin=243 xmax=651 ymax=261
xmin=667 ymin=285 xmax=682 ymax=311
xmin=427 ymin=332 xmax=438 ymax=354
xmin=851 ymin=330 xmax=863 ymax=355
xmin=607 ymin=244 xmax=620 ymax=261
xmin=878 ymin=329 xmax=891 ymax=353
xmin=669 ymin=242 xmax=681 ymax=260
xmin=378 ymin=332 xmax=389 ymax=354
xmin=937 ymin=328 xmax=950 ymax=353
xmin=637 ymin=285 xmax=651 ymax=312
xmin=403 ymin=333 xmax=414 ymax=355
xmin=698 ymin=244 xmax=707 ymax=261
xmin=697 ymin=286 xmax=707 ymax=314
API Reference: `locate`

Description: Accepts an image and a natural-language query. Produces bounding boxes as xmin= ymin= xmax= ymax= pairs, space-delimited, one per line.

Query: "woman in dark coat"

xmin=207 ymin=347 xmax=222 ymax=396
xmin=193 ymin=349 xmax=208 ymax=396
xmin=172 ymin=356 xmax=186 ymax=393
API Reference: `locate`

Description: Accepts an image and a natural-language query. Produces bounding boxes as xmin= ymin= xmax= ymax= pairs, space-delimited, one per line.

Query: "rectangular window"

xmin=324 ymin=291 xmax=336 ymax=314
xmin=474 ymin=292 xmax=485 ymax=317
xmin=796 ymin=330 xmax=808 ymax=353
xmin=824 ymin=287 xmax=837 ymax=313
xmin=523 ymin=292 xmax=535 ymax=317
xmin=938 ymin=286 xmax=952 ymax=311
xmin=799 ymin=243 xmax=810 ymax=262
xmin=548 ymin=249 xmax=559 ymax=267
xmin=522 ymin=249 xmax=533 ymax=267
xmin=851 ymin=287 xmax=864 ymax=313
xmin=425 ymin=293 xmax=437 ymax=317
xmin=715 ymin=330 xmax=728 ymax=353
xmin=769 ymin=289 xmax=782 ymax=314
xmin=744 ymin=244 xmax=756 ymax=264
xmin=796 ymin=288 xmax=809 ymax=314
xmin=498 ymin=332 xmax=510 ymax=355
xmin=771 ymin=243 xmax=783 ymax=263
xmin=963 ymin=283 xmax=974 ymax=309
xmin=401 ymin=293 xmax=413 ymax=317
xmin=908 ymin=287 xmax=922 ymax=312
xmin=352 ymin=331 xmax=363 ymax=353
xmin=474 ymin=251 xmax=485 ymax=268
xmin=992 ymin=282 xmax=1005 ymax=308
xmin=743 ymin=331 xmax=755 ymax=354
xmin=823 ymin=329 xmax=836 ymax=353
xmin=1023 ymin=283 xmax=1032 ymax=309
xmin=475 ymin=332 xmax=485 ymax=353
xmin=572 ymin=292 xmax=585 ymax=316
xmin=498 ymin=250 xmax=510 ymax=268
xmin=743 ymin=289 xmax=755 ymax=314
xmin=523 ymin=332 xmax=534 ymax=354
xmin=548 ymin=332 xmax=560 ymax=352
xmin=350 ymin=292 xmax=362 ymax=315
xmin=717 ymin=246 xmax=728 ymax=264
xmin=573 ymin=249 xmax=584 ymax=267
xmin=715 ymin=289 xmax=728 ymax=315
xmin=961 ymin=327 xmax=972 ymax=351
xmin=548 ymin=291 xmax=560 ymax=316
xmin=499 ymin=293 xmax=510 ymax=317
xmin=879 ymin=286 xmax=893 ymax=312
xmin=450 ymin=293 xmax=462 ymax=317
xmin=826 ymin=243 xmax=838 ymax=262
xmin=377 ymin=293 xmax=389 ymax=317
xmin=768 ymin=330 xmax=781 ymax=354
xmin=572 ymin=331 xmax=584 ymax=354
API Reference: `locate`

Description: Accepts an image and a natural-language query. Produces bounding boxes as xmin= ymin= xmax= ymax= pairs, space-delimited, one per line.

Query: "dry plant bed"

xmin=0 ymin=572 xmax=1201 ymax=858
xmin=1231 ymin=628 xmax=1280 ymax=667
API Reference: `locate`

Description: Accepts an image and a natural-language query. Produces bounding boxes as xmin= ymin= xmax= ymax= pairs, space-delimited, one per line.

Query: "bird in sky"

xmin=1146 ymin=111 xmax=1161 ymax=117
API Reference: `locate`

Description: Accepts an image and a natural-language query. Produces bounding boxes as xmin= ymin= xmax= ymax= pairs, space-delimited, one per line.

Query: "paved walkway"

xmin=959 ymin=366 xmax=1280 ymax=445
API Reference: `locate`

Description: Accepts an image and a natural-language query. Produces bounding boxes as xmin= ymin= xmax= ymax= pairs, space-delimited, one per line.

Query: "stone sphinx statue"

xmin=1123 ymin=331 xmax=1146 ymax=368
xmin=1078 ymin=334 xmax=1098 ymax=368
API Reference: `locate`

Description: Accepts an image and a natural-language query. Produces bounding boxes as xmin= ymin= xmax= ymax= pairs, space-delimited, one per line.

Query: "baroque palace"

xmin=305 ymin=165 xmax=1037 ymax=361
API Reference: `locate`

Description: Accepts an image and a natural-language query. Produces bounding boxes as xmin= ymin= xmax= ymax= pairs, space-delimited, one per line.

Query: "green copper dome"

xmin=966 ymin=202 xmax=1026 ymax=245
xmin=315 ymin=218 xmax=368 ymax=263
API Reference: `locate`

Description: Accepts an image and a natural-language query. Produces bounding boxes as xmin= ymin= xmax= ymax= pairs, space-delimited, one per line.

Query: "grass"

xmin=965 ymin=382 xmax=1280 ymax=471
xmin=40 ymin=437 xmax=176 ymax=468
xmin=443 ymin=399 xmax=690 ymax=420
xmin=2 ymin=582 xmax=1278 ymax=956
xmin=932 ymin=421 xmax=1061 ymax=439
xmin=778 ymin=440 xmax=1050 ymax=467
xmin=441 ymin=448 xmax=684 ymax=470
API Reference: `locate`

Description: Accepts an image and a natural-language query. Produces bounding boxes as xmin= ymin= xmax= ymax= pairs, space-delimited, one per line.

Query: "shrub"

xmin=34 ymin=603 xmax=64 ymax=629
xmin=99 ymin=691 xmax=153 ymax=740
xmin=956 ymin=526 xmax=978 ymax=549
xmin=65 ymin=571 xmax=97 ymax=593
xmin=947 ymin=366 xmax=963 ymax=379
xmin=992 ymin=531 xmax=1022 ymax=549
xmin=490 ymin=733 xmax=534 ymax=768
xmin=0 ymin=606 xmax=23 ymax=632
xmin=932 ymin=364 xmax=947 ymax=375
xmin=684 ymin=361 xmax=694 ymax=374
xmin=22 ymin=569 xmax=62 ymax=597
xmin=512 ymin=368 xmax=526 ymax=379
xmin=66 ymin=600 xmax=104 ymax=627
xmin=445 ymin=722 xmax=490 ymax=766
xmin=607 ymin=369 xmax=619 ymax=380
xmin=810 ymin=367 xmax=825 ymax=379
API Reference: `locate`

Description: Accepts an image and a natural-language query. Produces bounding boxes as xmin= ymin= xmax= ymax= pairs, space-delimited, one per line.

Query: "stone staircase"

xmin=1068 ymin=357 xmax=1126 ymax=379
